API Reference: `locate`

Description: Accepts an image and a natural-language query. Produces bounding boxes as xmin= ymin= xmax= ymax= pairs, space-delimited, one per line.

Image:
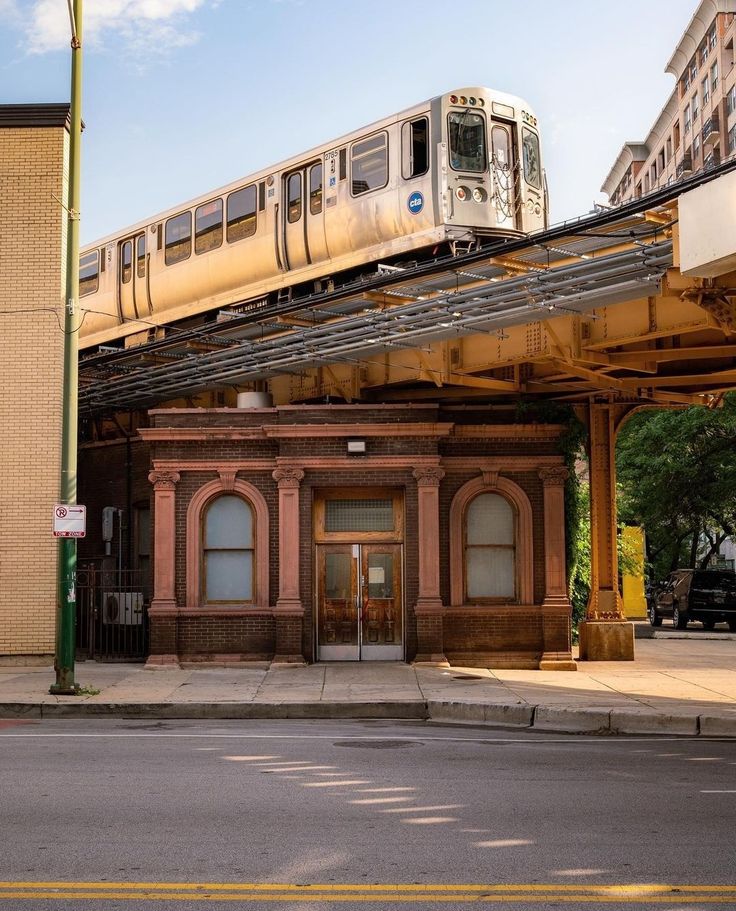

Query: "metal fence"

xmin=76 ymin=563 xmax=149 ymax=661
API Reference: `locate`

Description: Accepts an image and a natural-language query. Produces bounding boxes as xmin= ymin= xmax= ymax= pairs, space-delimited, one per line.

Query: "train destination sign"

xmin=53 ymin=504 xmax=86 ymax=538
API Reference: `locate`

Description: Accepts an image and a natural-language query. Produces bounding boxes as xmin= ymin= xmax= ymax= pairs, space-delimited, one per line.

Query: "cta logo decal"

xmin=407 ymin=191 xmax=424 ymax=214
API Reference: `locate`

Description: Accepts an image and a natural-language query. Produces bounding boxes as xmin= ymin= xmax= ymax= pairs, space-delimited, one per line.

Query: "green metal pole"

xmin=51 ymin=0 xmax=83 ymax=695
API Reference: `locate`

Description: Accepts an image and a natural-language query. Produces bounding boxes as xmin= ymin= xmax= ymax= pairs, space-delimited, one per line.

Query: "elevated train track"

xmin=79 ymin=157 xmax=736 ymax=424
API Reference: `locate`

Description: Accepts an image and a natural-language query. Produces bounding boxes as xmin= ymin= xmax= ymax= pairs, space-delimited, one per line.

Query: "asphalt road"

xmin=1 ymin=718 xmax=735 ymax=909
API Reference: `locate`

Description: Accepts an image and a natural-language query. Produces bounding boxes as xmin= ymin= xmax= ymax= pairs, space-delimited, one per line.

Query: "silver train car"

xmin=78 ymin=87 xmax=546 ymax=350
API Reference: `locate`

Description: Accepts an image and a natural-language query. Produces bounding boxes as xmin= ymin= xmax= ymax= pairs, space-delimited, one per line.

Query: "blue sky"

xmin=1 ymin=0 xmax=696 ymax=244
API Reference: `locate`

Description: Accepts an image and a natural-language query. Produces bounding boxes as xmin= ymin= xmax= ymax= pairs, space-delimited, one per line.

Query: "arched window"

xmin=202 ymin=495 xmax=254 ymax=603
xmin=450 ymin=476 xmax=533 ymax=607
xmin=464 ymin=493 xmax=516 ymax=600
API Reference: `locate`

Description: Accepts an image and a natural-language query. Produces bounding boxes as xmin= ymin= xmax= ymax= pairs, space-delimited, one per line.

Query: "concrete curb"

xmin=1 ymin=699 xmax=735 ymax=736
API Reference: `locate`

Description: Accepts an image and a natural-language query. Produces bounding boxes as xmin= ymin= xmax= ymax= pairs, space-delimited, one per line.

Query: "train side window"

xmin=522 ymin=127 xmax=541 ymax=188
xmin=121 ymin=240 xmax=133 ymax=283
xmin=165 ymin=212 xmax=192 ymax=265
xmin=195 ymin=199 xmax=223 ymax=255
xmin=351 ymin=131 xmax=388 ymax=196
xmin=287 ymin=172 xmax=302 ymax=223
xmin=309 ymin=163 xmax=322 ymax=215
xmin=136 ymin=234 xmax=146 ymax=278
xmin=227 ymin=185 xmax=257 ymax=242
xmin=448 ymin=111 xmax=486 ymax=172
xmin=79 ymin=250 xmax=99 ymax=296
xmin=401 ymin=117 xmax=429 ymax=179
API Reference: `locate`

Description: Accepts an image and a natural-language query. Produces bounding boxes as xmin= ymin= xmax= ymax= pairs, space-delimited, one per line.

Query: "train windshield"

xmin=522 ymin=127 xmax=541 ymax=188
xmin=448 ymin=111 xmax=486 ymax=172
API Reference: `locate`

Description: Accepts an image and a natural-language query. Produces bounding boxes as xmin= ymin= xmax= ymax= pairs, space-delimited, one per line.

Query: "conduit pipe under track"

xmin=80 ymin=240 xmax=672 ymax=414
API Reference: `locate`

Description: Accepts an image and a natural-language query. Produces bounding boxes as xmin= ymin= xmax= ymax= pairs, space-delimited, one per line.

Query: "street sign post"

xmin=53 ymin=504 xmax=86 ymax=538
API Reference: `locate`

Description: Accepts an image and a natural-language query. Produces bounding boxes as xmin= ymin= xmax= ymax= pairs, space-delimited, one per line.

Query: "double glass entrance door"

xmin=317 ymin=544 xmax=403 ymax=661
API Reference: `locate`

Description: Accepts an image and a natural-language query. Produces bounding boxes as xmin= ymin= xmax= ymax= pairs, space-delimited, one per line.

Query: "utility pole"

xmin=51 ymin=0 xmax=83 ymax=695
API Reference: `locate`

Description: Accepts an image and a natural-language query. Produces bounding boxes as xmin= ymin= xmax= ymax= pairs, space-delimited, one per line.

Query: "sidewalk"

xmin=1 ymin=637 xmax=735 ymax=737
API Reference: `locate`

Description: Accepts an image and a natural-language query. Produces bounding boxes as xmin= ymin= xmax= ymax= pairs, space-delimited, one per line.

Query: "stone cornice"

xmin=140 ymin=422 xmax=564 ymax=443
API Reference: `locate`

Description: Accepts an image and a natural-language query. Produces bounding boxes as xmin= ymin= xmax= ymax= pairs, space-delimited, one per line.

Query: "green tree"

xmin=616 ymin=395 xmax=736 ymax=582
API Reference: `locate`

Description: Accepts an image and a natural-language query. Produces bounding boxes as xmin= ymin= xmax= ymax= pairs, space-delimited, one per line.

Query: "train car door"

xmin=283 ymin=161 xmax=325 ymax=271
xmin=490 ymin=123 xmax=518 ymax=231
xmin=117 ymin=233 xmax=149 ymax=326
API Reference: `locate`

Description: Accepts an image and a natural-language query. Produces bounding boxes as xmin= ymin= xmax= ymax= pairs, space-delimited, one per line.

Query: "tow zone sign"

xmin=53 ymin=504 xmax=86 ymax=538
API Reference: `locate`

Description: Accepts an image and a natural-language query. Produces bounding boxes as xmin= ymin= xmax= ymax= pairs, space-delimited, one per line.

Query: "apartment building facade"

xmin=0 ymin=105 xmax=69 ymax=662
xmin=602 ymin=0 xmax=736 ymax=205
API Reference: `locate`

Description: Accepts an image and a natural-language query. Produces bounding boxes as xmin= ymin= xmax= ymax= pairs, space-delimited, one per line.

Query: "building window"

xmin=712 ymin=61 xmax=719 ymax=93
xmin=727 ymin=85 xmax=736 ymax=116
xmin=708 ymin=22 xmax=717 ymax=50
xmin=666 ymin=137 xmax=672 ymax=162
xmin=729 ymin=124 xmax=736 ymax=154
xmin=701 ymin=40 xmax=709 ymax=65
xmin=674 ymin=121 xmax=681 ymax=149
xmin=351 ymin=131 xmax=389 ymax=195
xmin=692 ymin=91 xmax=699 ymax=120
xmin=463 ymin=493 xmax=516 ymax=600
xmin=690 ymin=58 xmax=698 ymax=82
xmin=684 ymin=104 xmax=691 ymax=134
xmin=401 ymin=116 xmax=429 ymax=179
xmin=165 ymin=212 xmax=192 ymax=265
xmin=449 ymin=476 xmax=534 ymax=606
xmin=702 ymin=75 xmax=710 ymax=106
xmin=202 ymin=495 xmax=254 ymax=603
xmin=693 ymin=133 xmax=701 ymax=159
xmin=195 ymin=199 xmax=223 ymax=255
xmin=185 ymin=478 xmax=269 ymax=609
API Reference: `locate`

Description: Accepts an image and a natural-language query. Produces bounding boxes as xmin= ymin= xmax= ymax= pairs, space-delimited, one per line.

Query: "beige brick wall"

xmin=0 ymin=126 xmax=67 ymax=656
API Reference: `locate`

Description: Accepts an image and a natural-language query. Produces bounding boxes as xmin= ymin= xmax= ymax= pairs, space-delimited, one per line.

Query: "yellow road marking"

xmin=1 ymin=882 xmax=736 ymax=903
xmin=3 ymin=891 xmax=736 ymax=903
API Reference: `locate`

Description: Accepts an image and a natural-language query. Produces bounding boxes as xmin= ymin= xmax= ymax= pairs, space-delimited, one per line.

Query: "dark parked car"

xmin=649 ymin=569 xmax=736 ymax=631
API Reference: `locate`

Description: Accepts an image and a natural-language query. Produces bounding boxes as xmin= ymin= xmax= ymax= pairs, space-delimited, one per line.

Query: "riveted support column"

xmin=146 ymin=470 xmax=180 ymax=666
xmin=579 ymin=402 xmax=634 ymax=661
xmin=412 ymin=466 xmax=448 ymax=665
xmin=272 ymin=467 xmax=306 ymax=664
xmin=538 ymin=467 xmax=576 ymax=671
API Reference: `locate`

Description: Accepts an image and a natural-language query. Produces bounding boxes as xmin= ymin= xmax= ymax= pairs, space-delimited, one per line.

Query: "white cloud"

xmin=15 ymin=0 xmax=208 ymax=56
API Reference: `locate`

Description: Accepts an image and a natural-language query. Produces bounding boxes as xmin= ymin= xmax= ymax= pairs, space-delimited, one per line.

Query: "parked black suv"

xmin=649 ymin=569 xmax=736 ymax=630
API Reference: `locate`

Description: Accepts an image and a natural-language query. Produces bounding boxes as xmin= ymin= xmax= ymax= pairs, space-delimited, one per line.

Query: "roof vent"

xmin=236 ymin=391 xmax=273 ymax=409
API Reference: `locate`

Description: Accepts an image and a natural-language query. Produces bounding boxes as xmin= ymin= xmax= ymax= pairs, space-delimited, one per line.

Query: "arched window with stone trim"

xmin=186 ymin=476 xmax=270 ymax=609
xmin=202 ymin=494 xmax=255 ymax=604
xmin=449 ymin=475 xmax=534 ymax=606
xmin=464 ymin=492 xmax=516 ymax=601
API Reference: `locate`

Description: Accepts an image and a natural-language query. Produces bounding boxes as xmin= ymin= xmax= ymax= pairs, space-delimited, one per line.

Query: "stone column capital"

xmin=272 ymin=467 xmax=305 ymax=488
xmin=148 ymin=470 xmax=180 ymax=490
xmin=538 ymin=466 xmax=569 ymax=487
xmin=413 ymin=466 xmax=445 ymax=487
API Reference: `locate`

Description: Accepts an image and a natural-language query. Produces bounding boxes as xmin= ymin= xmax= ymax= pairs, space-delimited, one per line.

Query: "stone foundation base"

xmin=578 ymin=621 xmax=635 ymax=661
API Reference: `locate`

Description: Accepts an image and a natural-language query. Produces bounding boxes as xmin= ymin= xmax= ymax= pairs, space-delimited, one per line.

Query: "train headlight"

xmin=459 ymin=95 xmax=467 ymax=105
xmin=449 ymin=94 xmax=458 ymax=104
xmin=468 ymin=96 xmax=477 ymax=106
xmin=455 ymin=186 xmax=469 ymax=201
xmin=472 ymin=187 xmax=487 ymax=203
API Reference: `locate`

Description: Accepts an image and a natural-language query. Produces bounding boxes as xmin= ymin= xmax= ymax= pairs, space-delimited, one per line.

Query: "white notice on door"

xmin=368 ymin=566 xmax=385 ymax=584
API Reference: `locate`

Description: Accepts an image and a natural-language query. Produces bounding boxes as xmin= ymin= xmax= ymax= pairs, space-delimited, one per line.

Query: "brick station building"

xmin=84 ymin=403 xmax=575 ymax=670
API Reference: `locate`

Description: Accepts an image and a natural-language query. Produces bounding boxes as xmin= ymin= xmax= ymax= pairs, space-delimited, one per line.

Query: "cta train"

xmin=78 ymin=87 xmax=546 ymax=350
